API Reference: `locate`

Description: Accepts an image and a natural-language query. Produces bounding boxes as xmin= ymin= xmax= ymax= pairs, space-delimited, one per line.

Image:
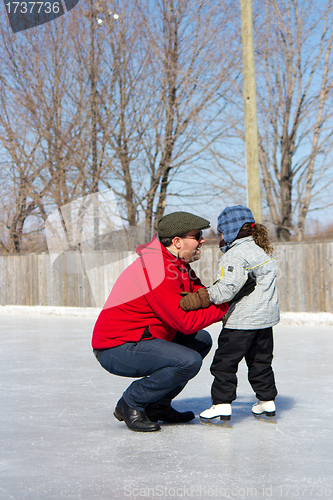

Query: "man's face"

xmin=174 ymin=230 xmax=205 ymax=263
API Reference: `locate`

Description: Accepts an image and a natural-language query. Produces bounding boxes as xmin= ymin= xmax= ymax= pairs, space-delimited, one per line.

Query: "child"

xmin=179 ymin=205 xmax=279 ymax=421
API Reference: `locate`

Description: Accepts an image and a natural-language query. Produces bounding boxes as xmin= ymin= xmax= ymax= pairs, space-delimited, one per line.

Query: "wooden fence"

xmin=0 ymin=241 xmax=332 ymax=312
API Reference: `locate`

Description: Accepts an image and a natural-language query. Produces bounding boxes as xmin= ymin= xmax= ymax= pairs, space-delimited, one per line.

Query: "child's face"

xmin=218 ymin=232 xmax=225 ymax=249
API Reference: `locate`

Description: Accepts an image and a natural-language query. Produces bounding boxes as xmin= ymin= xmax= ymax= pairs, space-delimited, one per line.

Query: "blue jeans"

xmin=96 ymin=330 xmax=212 ymax=411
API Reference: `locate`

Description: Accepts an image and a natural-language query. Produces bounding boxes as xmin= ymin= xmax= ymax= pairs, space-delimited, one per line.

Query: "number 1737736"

xmin=5 ymin=1 xmax=60 ymax=14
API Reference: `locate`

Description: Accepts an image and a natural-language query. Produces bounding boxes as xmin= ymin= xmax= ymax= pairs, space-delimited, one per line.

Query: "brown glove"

xmin=179 ymin=288 xmax=211 ymax=311
xmin=196 ymin=288 xmax=211 ymax=308
xmin=179 ymin=292 xmax=202 ymax=311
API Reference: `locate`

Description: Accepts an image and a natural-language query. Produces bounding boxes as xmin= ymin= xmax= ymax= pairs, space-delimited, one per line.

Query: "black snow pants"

xmin=210 ymin=327 xmax=278 ymax=404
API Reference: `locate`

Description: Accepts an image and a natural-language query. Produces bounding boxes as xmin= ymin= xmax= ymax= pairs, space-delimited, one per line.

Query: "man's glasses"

xmin=183 ymin=231 xmax=203 ymax=242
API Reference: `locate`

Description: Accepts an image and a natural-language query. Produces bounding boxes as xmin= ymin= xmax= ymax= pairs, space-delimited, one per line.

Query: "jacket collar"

xmin=221 ymin=235 xmax=253 ymax=253
xmin=136 ymin=233 xmax=189 ymax=272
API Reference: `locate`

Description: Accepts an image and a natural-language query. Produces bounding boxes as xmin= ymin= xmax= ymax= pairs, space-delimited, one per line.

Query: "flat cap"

xmin=157 ymin=211 xmax=210 ymax=238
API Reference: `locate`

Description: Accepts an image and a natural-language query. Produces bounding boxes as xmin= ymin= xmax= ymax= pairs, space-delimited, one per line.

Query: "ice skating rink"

xmin=0 ymin=313 xmax=332 ymax=500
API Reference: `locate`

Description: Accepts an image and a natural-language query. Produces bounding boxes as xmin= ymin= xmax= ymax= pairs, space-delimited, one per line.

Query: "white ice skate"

xmin=252 ymin=400 xmax=276 ymax=423
xmin=199 ymin=404 xmax=232 ymax=427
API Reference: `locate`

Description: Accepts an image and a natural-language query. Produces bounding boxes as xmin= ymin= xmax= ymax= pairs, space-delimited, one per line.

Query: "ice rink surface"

xmin=0 ymin=314 xmax=332 ymax=500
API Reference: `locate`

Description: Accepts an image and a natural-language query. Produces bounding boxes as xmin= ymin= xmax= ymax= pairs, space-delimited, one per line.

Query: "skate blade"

xmin=253 ymin=414 xmax=277 ymax=424
xmin=199 ymin=417 xmax=233 ymax=428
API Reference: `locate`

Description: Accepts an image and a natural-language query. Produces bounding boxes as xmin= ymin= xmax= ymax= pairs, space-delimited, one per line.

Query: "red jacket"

xmin=92 ymin=235 xmax=228 ymax=349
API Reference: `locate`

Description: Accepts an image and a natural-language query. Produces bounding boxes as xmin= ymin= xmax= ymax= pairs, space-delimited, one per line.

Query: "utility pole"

xmin=240 ymin=0 xmax=262 ymax=222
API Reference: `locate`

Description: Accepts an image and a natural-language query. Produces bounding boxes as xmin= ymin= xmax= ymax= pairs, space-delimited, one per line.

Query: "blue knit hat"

xmin=217 ymin=205 xmax=255 ymax=250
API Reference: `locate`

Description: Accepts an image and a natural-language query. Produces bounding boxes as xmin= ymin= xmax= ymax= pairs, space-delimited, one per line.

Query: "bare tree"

xmin=256 ymin=0 xmax=333 ymax=241
xmin=0 ymin=74 xmax=46 ymax=252
xmin=0 ymin=0 xmax=241 ymax=250
xmin=0 ymin=10 xmax=95 ymax=251
xmin=95 ymin=0 xmax=240 ymax=235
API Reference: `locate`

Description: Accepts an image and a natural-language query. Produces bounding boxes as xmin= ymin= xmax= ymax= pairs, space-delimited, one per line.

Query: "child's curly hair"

xmin=241 ymin=222 xmax=273 ymax=254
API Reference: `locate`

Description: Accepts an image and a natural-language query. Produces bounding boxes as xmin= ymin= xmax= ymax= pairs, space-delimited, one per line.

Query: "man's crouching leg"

xmin=145 ymin=330 xmax=212 ymax=424
xmin=97 ymin=333 xmax=210 ymax=431
xmin=123 ymin=338 xmax=204 ymax=428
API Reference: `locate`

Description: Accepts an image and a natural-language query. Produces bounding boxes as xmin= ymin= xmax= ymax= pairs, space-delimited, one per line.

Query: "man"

xmin=92 ymin=212 xmax=229 ymax=432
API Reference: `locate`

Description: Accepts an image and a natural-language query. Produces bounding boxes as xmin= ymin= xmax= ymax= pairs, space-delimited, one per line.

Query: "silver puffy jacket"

xmin=207 ymin=236 xmax=280 ymax=329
